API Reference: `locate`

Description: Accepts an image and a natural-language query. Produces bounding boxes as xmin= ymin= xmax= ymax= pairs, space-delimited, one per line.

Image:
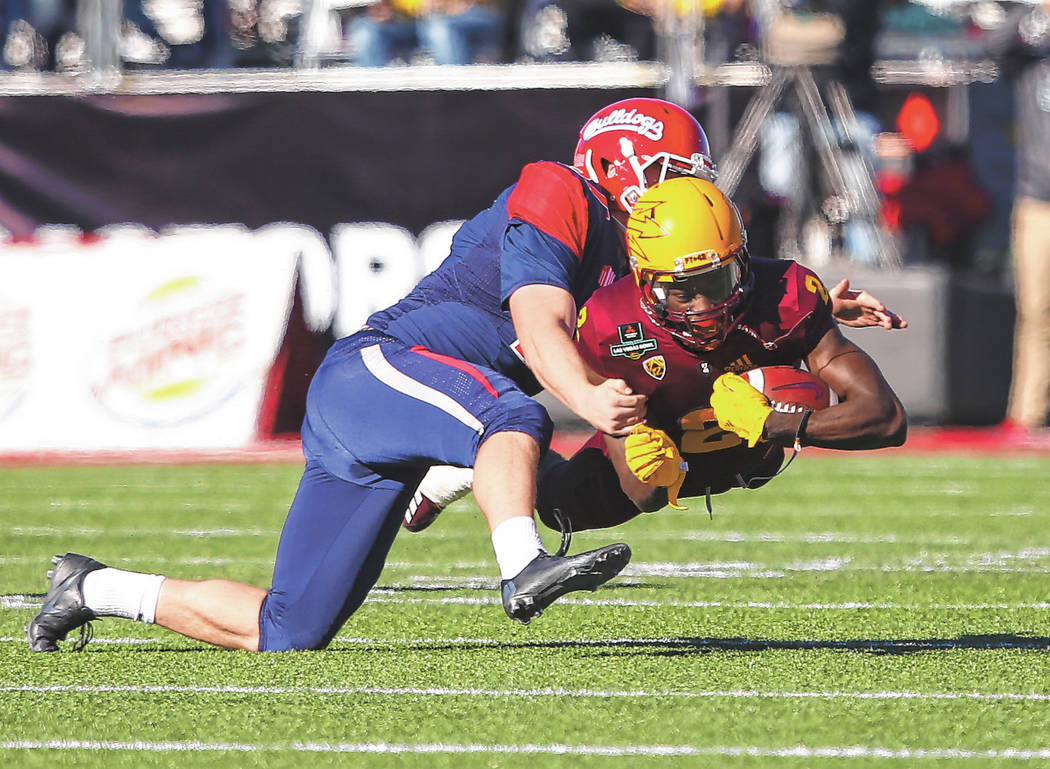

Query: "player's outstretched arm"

xmin=829 ymin=278 xmax=908 ymax=330
xmin=509 ymin=284 xmax=646 ymax=436
xmin=765 ymin=326 xmax=907 ymax=450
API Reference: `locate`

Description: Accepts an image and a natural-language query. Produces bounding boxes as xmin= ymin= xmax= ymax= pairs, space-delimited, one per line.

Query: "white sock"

xmin=82 ymin=568 xmax=166 ymax=624
xmin=491 ymin=516 xmax=547 ymax=580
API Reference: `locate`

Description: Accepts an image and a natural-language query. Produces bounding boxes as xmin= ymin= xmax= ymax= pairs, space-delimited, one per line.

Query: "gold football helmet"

xmin=625 ymin=177 xmax=751 ymax=352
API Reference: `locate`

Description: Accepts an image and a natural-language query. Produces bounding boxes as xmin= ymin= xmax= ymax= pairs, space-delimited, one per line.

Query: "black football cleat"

xmin=500 ymin=543 xmax=631 ymax=625
xmin=26 ymin=553 xmax=106 ymax=652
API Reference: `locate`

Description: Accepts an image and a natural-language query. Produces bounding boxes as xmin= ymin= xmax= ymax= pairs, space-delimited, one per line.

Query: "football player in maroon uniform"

xmin=533 ymin=176 xmax=907 ymax=532
xmin=405 ymin=177 xmax=907 ymax=537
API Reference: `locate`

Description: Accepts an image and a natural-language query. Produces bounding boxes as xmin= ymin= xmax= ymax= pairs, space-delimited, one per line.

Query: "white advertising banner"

xmin=0 ymin=226 xmax=299 ymax=451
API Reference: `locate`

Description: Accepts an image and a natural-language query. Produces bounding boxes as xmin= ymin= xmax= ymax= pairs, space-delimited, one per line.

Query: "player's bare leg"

xmin=403 ymin=453 xmax=566 ymax=533
xmin=473 ymin=430 xmax=631 ymax=624
xmin=473 ymin=430 xmax=542 ymax=535
xmin=27 ymin=552 xmax=266 ymax=652
xmin=154 ymin=579 xmax=265 ymax=651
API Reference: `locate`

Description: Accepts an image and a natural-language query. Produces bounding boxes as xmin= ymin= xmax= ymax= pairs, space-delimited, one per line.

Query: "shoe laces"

xmin=71 ymin=620 xmax=94 ymax=652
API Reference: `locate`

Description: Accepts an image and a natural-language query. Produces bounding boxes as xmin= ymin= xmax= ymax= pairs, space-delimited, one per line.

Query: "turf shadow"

xmin=618 ymin=634 xmax=1050 ymax=656
xmin=32 ymin=634 xmax=1050 ymax=655
xmin=371 ymin=582 xmax=655 ymax=593
xmin=334 ymin=634 xmax=1050 ymax=656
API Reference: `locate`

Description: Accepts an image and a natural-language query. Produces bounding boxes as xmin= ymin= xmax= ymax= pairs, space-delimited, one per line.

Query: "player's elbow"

xmin=886 ymin=410 xmax=908 ymax=447
xmin=634 ymin=488 xmax=667 ymax=514
xmin=620 ymin=481 xmax=666 ymax=513
xmin=874 ymin=398 xmax=908 ymax=448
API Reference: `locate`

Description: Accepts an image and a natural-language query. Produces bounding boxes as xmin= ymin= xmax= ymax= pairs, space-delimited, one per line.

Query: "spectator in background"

xmin=516 ymin=0 xmax=749 ymax=64
xmin=1 ymin=0 xmax=78 ymax=70
xmin=894 ymin=143 xmax=992 ymax=268
xmin=122 ymin=0 xmax=235 ymax=69
xmin=347 ymin=0 xmax=504 ymax=66
xmin=170 ymin=0 xmax=236 ymax=68
xmin=346 ymin=0 xmax=419 ymax=65
xmin=517 ymin=0 xmax=655 ymax=61
xmin=983 ymin=2 xmax=1050 ymax=434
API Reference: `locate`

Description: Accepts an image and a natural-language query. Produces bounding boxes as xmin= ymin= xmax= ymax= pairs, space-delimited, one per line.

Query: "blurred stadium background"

xmin=0 ymin=0 xmax=1042 ymax=456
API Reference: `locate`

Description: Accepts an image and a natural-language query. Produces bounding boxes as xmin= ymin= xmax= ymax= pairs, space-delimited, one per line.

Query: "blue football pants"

xmin=258 ymin=331 xmax=552 ymax=650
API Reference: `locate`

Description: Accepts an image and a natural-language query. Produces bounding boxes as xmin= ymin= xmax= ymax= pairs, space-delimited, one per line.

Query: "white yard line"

xmin=0 ymin=525 xmax=980 ymax=546
xmin=2 ymin=740 xmax=1050 ymax=758
xmin=5 ymin=593 xmax=1050 ymax=612
xmin=3 ymin=634 xmax=1047 ymax=651
xmin=3 ymin=684 xmax=1049 ymax=701
xmin=0 ymin=526 xmax=278 ymax=537
xmin=6 ymin=554 xmax=1048 ymax=575
xmin=365 ymin=595 xmax=1050 ymax=611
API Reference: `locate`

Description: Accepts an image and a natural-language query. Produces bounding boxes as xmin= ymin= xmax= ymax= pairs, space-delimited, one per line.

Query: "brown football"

xmin=743 ymin=366 xmax=837 ymax=414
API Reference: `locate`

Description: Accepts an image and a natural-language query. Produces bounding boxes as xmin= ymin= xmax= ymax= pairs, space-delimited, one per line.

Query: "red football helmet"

xmin=573 ymin=97 xmax=717 ymax=215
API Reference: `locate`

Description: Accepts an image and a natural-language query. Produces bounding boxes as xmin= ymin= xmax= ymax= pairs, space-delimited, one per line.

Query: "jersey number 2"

xmin=679 ymin=407 xmax=743 ymax=454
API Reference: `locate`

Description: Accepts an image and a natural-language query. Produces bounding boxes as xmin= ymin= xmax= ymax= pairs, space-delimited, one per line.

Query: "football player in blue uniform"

xmin=28 ymin=97 xmax=719 ymax=652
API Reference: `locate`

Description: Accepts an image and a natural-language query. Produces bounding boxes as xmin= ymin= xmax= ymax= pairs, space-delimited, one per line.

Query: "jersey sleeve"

xmin=500 ymin=162 xmax=592 ymax=306
xmin=506 ymin=162 xmax=590 ymax=255
xmin=790 ymin=264 xmax=836 ymax=354
xmin=500 ymin=222 xmax=579 ymax=306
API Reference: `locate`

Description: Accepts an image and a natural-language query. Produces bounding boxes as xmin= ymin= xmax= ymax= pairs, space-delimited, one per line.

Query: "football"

xmin=744 ymin=365 xmax=838 ymax=414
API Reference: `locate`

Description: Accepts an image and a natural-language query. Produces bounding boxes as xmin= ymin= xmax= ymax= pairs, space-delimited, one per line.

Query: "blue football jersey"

xmin=366 ymin=162 xmax=626 ymax=395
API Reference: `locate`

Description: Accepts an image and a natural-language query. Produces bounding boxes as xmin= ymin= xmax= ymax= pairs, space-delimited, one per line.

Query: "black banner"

xmin=0 ymin=88 xmax=652 ymax=236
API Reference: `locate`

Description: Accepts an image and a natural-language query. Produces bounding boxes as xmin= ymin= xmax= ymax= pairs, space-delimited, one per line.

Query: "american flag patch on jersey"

xmin=599 ymin=265 xmax=616 ymax=287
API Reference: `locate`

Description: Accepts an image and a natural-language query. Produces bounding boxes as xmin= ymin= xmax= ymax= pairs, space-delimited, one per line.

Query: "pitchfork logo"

xmin=581 ymin=108 xmax=665 ymax=142
xmin=642 ymin=355 xmax=666 ymax=381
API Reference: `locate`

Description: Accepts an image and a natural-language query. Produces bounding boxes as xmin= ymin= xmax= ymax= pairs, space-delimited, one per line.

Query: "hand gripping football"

xmin=743 ymin=366 xmax=838 ymax=414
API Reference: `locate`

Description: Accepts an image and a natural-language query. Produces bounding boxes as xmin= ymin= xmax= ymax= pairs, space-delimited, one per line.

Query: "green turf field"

xmin=1 ymin=454 xmax=1048 ymax=767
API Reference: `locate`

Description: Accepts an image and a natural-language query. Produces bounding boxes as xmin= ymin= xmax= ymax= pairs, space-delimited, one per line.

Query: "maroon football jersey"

xmin=575 ymin=257 xmax=835 ymax=495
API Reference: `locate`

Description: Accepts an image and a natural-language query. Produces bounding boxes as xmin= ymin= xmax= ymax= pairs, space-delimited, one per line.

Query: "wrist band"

xmin=793 ymin=407 xmax=814 ymax=452
xmin=741 ymin=406 xmax=814 ymax=491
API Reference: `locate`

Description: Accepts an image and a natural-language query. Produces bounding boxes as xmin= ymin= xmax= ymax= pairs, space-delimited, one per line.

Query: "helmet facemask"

xmin=598 ymin=137 xmax=719 ymax=214
xmin=636 ymin=247 xmax=752 ymax=352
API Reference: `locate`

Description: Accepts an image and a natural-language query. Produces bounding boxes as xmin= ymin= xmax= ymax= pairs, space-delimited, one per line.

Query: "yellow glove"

xmin=709 ymin=372 xmax=773 ymax=448
xmin=624 ymin=424 xmax=688 ymax=510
